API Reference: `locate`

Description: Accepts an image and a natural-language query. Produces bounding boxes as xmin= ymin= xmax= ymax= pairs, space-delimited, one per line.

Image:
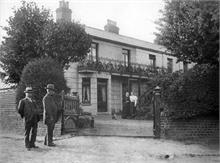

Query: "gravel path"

xmin=0 ymin=133 xmax=219 ymax=163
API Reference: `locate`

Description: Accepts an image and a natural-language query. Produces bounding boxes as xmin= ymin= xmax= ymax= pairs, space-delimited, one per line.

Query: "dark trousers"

xmin=130 ymin=102 xmax=136 ymax=116
xmin=44 ymin=122 xmax=55 ymax=145
xmin=122 ymin=102 xmax=130 ymax=119
xmin=25 ymin=122 xmax=38 ymax=148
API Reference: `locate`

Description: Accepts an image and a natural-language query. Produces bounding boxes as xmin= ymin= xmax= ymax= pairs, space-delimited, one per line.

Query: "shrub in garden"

xmin=16 ymin=57 xmax=69 ymax=112
xmin=151 ymin=64 xmax=219 ymax=119
xmin=166 ymin=64 xmax=218 ymax=119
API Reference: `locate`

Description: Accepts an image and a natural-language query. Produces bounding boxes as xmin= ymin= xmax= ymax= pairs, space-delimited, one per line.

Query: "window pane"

xmin=82 ymin=78 xmax=91 ymax=103
xmin=87 ymin=43 xmax=98 ymax=61
xmin=122 ymin=49 xmax=129 ymax=66
xmin=149 ymin=55 xmax=156 ymax=67
xmin=101 ymin=86 xmax=106 ymax=102
xmin=183 ymin=62 xmax=188 ymax=72
xmin=167 ymin=58 xmax=173 ymax=73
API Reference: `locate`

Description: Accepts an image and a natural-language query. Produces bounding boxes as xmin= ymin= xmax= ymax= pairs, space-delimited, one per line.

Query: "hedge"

xmin=16 ymin=57 xmax=69 ymax=111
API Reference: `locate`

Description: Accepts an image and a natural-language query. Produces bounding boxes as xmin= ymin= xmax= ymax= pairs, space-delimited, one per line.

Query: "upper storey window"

xmin=122 ymin=49 xmax=130 ymax=66
xmin=167 ymin=58 xmax=173 ymax=73
xmin=88 ymin=43 xmax=98 ymax=61
xmin=183 ymin=62 xmax=188 ymax=72
xmin=149 ymin=54 xmax=156 ymax=68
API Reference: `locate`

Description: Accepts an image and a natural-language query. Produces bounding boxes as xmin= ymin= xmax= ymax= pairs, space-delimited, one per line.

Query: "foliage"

xmin=155 ymin=0 xmax=219 ymax=65
xmin=16 ymin=57 xmax=69 ymax=111
xmin=150 ymin=64 xmax=219 ymax=119
xmin=0 ymin=1 xmax=52 ymax=83
xmin=0 ymin=1 xmax=92 ymax=84
xmin=43 ymin=21 xmax=91 ymax=69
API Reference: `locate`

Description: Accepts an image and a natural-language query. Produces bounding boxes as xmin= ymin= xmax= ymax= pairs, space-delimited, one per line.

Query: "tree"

xmin=43 ymin=21 xmax=91 ymax=69
xmin=0 ymin=1 xmax=92 ymax=84
xmin=154 ymin=0 xmax=219 ymax=65
xmin=16 ymin=57 xmax=69 ymax=110
xmin=0 ymin=1 xmax=52 ymax=83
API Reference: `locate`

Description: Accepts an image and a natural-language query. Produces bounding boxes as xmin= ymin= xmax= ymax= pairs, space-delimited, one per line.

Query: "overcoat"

xmin=18 ymin=97 xmax=40 ymax=123
xmin=43 ymin=93 xmax=61 ymax=125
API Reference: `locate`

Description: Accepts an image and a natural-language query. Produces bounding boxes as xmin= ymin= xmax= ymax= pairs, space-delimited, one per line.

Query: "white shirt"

xmin=129 ymin=95 xmax=138 ymax=106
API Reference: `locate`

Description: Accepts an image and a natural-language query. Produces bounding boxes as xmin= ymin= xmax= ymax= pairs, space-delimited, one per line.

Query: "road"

xmin=0 ymin=133 xmax=219 ymax=163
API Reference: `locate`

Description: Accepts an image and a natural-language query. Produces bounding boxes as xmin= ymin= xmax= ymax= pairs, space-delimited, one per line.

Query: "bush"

xmin=16 ymin=57 xmax=69 ymax=111
xmin=155 ymin=64 xmax=219 ymax=119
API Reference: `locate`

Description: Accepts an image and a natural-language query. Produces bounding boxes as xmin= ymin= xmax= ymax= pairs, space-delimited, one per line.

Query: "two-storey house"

xmin=57 ymin=1 xmax=193 ymax=115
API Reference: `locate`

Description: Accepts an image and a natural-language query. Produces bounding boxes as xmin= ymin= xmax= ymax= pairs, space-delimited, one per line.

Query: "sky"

xmin=0 ymin=0 xmax=165 ymax=44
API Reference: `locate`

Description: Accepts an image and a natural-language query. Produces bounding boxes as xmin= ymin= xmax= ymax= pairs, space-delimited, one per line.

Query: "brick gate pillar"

xmin=153 ymin=86 xmax=161 ymax=138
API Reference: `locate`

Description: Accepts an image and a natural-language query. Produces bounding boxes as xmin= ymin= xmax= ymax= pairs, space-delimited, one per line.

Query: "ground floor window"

xmin=82 ymin=78 xmax=91 ymax=104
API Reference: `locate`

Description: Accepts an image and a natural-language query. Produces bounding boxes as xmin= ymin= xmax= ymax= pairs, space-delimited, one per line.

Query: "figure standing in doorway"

xmin=122 ymin=91 xmax=130 ymax=119
xmin=129 ymin=92 xmax=138 ymax=117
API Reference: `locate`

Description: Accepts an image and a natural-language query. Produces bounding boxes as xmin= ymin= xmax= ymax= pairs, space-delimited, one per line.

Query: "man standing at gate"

xmin=18 ymin=87 xmax=40 ymax=150
xmin=43 ymin=84 xmax=60 ymax=147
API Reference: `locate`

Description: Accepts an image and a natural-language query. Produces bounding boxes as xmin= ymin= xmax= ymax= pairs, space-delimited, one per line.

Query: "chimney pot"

xmin=56 ymin=1 xmax=72 ymax=23
xmin=104 ymin=19 xmax=119 ymax=34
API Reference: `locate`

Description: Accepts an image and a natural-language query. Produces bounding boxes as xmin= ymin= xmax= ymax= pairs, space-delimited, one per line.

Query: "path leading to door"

xmin=77 ymin=115 xmax=154 ymax=137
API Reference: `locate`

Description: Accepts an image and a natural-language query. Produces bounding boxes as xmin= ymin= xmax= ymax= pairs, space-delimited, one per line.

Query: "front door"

xmin=97 ymin=79 xmax=107 ymax=112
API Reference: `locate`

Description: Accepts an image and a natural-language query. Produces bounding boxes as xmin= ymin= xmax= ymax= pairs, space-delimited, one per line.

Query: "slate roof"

xmin=85 ymin=26 xmax=167 ymax=54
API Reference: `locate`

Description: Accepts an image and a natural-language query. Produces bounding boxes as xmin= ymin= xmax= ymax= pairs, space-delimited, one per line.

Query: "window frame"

xmin=183 ymin=62 xmax=188 ymax=72
xmin=88 ymin=42 xmax=98 ymax=61
xmin=167 ymin=58 xmax=173 ymax=73
xmin=82 ymin=78 xmax=91 ymax=104
xmin=149 ymin=54 xmax=156 ymax=68
xmin=122 ymin=49 xmax=130 ymax=66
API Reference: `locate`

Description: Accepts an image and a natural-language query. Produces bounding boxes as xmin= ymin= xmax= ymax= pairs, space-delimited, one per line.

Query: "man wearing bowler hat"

xmin=18 ymin=87 xmax=40 ymax=150
xmin=43 ymin=84 xmax=60 ymax=147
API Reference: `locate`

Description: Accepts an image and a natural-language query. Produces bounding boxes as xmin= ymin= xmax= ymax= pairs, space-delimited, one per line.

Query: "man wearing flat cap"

xmin=43 ymin=84 xmax=60 ymax=147
xmin=18 ymin=87 xmax=40 ymax=150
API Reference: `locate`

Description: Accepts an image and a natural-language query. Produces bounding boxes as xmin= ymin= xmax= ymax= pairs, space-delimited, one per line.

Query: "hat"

xmin=45 ymin=84 xmax=55 ymax=91
xmin=24 ymin=87 xmax=33 ymax=93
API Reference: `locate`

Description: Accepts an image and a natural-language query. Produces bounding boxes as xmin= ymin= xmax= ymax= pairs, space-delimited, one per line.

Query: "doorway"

xmin=97 ymin=79 xmax=108 ymax=112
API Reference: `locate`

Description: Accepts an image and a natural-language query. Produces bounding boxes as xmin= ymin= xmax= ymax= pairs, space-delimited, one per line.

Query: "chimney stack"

xmin=56 ymin=0 xmax=72 ymax=23
xmin=104 ymin=19 xmax=119 ymax=34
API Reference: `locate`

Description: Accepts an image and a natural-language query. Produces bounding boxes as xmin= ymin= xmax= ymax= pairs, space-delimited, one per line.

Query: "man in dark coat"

xmin=43 ymin=84 xmax=61 ymax=147
xmin=18 ymin=87 xmax=40 ymax=150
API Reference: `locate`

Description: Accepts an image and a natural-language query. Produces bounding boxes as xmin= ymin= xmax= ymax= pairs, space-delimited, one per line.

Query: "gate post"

xmin=153 ymin=86 xmax=161 ymax=138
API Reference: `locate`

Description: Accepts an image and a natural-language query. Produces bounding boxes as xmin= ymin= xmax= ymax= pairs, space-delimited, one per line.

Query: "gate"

xmin=61 ymin=94 xmax=80 ymax=134
xmin=153 ymin=86 xmax=161 ymax=138
xmin=138 ymin=86 xmax=162 ymax=138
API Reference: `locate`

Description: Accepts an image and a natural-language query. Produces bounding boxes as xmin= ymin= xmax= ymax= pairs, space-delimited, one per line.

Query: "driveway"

xmin=77 ymin=115 xmax=154 ymax=137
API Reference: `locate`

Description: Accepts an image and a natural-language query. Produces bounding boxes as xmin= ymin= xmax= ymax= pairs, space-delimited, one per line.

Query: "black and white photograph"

xmin=0 ymin=0 xmax=219 ymax=162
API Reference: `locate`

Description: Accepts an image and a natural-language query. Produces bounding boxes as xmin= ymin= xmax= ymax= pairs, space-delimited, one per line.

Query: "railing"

xmin=61 ymin=94 xmax=80 ymax=133
xmin=78 ymin=56 xmax=167 ymax=77
xmin=63 ymin=95 xmax=80 ymax=115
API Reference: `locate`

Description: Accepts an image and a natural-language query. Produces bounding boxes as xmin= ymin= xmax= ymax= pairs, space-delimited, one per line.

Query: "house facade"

xmin=57 ymin=1 xmax=193 ymax=115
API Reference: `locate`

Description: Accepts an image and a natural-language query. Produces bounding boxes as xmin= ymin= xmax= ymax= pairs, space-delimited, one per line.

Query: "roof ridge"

xmin=85 ymin=25 xmax=166 ymax=48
